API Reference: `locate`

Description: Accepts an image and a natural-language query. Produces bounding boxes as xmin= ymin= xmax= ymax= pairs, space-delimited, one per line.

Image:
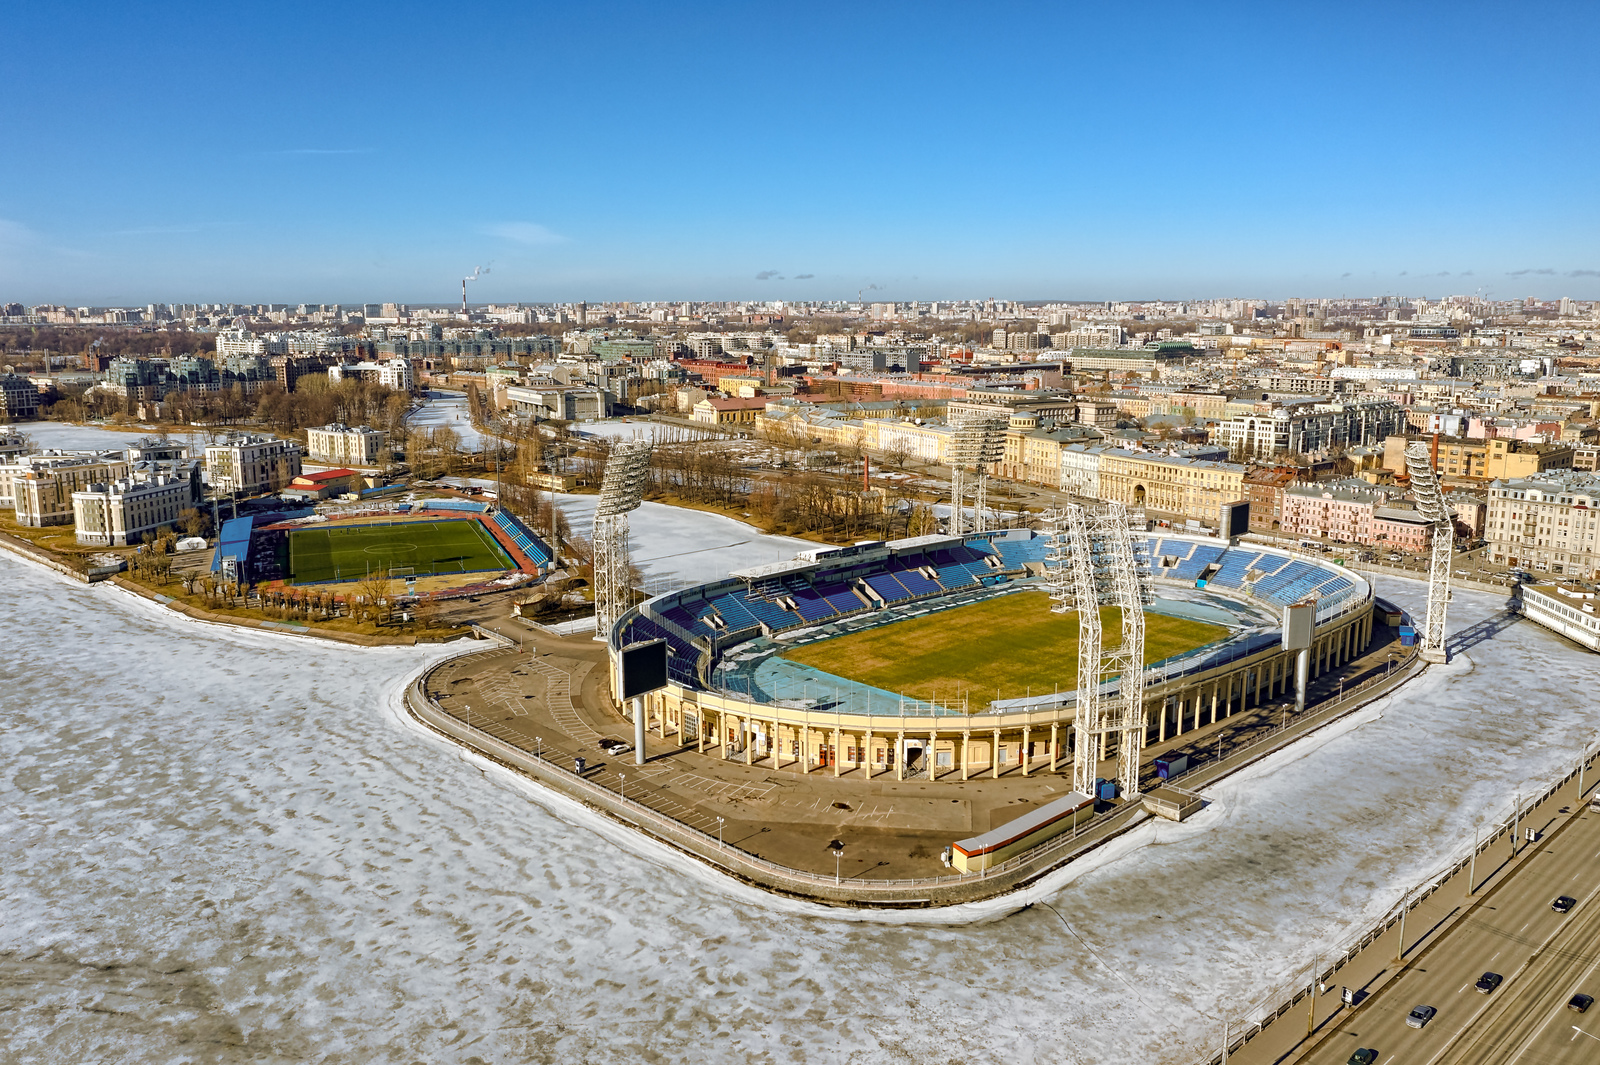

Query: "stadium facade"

xmin=607 ymin=530 xmax=1374 ymax=785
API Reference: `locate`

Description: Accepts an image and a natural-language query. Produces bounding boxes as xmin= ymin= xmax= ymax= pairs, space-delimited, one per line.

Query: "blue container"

xmin=1098 ymin=780 xmax=1118 ymax=801
xmin=1156 ymin=753 xmax=1190 ymax=779
xmin=1398 ymin=624 xmax=1417 ymax=647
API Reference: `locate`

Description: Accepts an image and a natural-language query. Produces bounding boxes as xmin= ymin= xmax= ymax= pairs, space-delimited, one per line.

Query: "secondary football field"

xmin=780 ymin=591 xmax=1227 ymax=703
xmin=286 ymin=518 xmax=514 ymax=584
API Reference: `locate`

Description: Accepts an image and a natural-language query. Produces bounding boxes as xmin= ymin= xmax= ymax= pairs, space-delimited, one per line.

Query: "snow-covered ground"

xmin=405 ymin=390 xmax=488 ymax=450
xmin=552 ymin=495 xmax=816 ymax=586
xmin=3 ymin=554 xmax=1596 ymax=1064
xmin=572 ymin=419 xmax=711 ymax=443
xmin=8 ymin=421 xmax=181 ymax=453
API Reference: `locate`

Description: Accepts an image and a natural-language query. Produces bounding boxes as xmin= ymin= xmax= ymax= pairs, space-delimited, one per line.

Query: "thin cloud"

xmin=1398 ymin=271 xmax=1408 ymax=277
xmin=1567 ymin=269 xmax=1600 ymax=278
xmin=1507 ymin=268 xmax=1556 ymax=276
xmin=111 ymin=225 xmax=201 ymax=236
xmin=794 ymin=273 xmax=815 ymax=280
xmin=1459 ymin=270 xmax=1473 ymax=276
xmin=264 ymin=148 xmax=370 ymax=156
xmin=1340 ymin=272 xmax=1352 ymax=278
xmin=754 ymin=269 xmax=782 ymax=280
xmin=484 ymin=222 xmax=567 ymax=245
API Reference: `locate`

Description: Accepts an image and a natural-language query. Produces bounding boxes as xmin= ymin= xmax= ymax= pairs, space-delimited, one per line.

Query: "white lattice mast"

xmin=1046 ymin=502 xmax=1151 ymax=797
xmin=948 ymin=415 xmax=1006 ymax=534
xmin=1095 ymin=503 xmax=1150 ymax=797
xmin=1404 ymin=440 xmax=1453 ymax=662
xmin=593 ymin=440 xmax=653 ymax=640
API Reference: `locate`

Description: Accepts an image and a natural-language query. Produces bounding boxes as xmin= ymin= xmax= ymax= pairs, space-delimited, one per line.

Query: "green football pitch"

xmin=781 ymin=591 xmax=1227 ymax=705
xmin=286 ymin=519 xmax=514 ymax=584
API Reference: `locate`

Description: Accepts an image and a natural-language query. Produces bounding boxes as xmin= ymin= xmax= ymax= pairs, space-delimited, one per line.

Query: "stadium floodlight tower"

xmin=592 ymin=440 xmax=654 ymax=641
xmin=1045 ymin=501 xmax=1152 ymax=798
xmin=1404 ymin=440 xmax=1454 ymax=662
xmin=947 ymin=415 xmax=1008 ymax=534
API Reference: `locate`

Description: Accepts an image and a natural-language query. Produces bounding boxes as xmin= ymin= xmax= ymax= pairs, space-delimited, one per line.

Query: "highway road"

xmin=1302 ymin=802 xmax=1600 ymax=1065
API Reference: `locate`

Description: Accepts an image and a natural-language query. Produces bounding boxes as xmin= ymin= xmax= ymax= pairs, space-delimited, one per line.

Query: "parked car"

xmin=1406 ymin=1004 xmax=1437 ymax=1029
xmin=1570 ymin=994 xmax=1594 ymax=1014
xmin=1348 ymin=1050 xmax=1378 ymax=1065
xmin=1553 ymin=895 xmax=1578 ymax=913
xmin=1474 ymin=971 xmax=1503 ymax=994
xmin=597 ymin=738 xmax=633 ymax=755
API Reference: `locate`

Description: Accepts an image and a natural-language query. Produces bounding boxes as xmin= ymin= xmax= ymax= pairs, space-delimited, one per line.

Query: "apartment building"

xmin=0 ymin=374 xmax=40 ymax=421
xmin=71 ymin=475 xmax=191 ymax=546
xmin=1243 ymin=467 xmax=1298 ymax=531
xmin=1381 ymin=434 xmax=1575 ymax=481
xmin=1213 ymin=400 xmax=1405 ymax=458
xmin=0 ymin=452 xmax=130 ymax=525
xmin=203 ymin=433 xmax=302 ymax=496
xmin=1485 ymin=471 xmax=1600 ymax=578
xmin=306 ymin=423 xmax=387 ymax=466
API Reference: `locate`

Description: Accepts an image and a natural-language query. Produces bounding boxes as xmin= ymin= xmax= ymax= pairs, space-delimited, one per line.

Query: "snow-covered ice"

xmin=2 ymin=551 xmax=1597 ymax=1064
xmin=7 ymin=421 xmax=179 ymax=452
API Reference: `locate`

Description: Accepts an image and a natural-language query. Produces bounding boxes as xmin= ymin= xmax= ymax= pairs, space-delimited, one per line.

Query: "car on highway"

xmin=1347 ymin=1050 xmax=1377 ymax=1065
xmin=1474 ymin=971 xmax=1504 ymax=994
xmin=1569 ymin=994 xmax=1594 ymax=1014
xmin=1553 ymin=895 xmax=1578 ymax=913
xmin=1406 ymin=1004 xmax=1437 ymax=1029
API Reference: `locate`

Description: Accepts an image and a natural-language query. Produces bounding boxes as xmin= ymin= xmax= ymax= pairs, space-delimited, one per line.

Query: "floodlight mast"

xmin=1046 ymin=502 xmax=1151 ymax=798
xmin=593 ymin=441 xmax=654 ymax=640
xmin=1403 ymin=441 xmax=1453 ymax=662
xmin=948 ymin=415 xmax=1007 ymax=534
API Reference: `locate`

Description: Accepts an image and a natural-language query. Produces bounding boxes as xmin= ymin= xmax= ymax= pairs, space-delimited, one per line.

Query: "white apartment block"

xmin=306 ymin=423 xmax=387 ymax=466
xmin=72 ymin=475 xmax=191 ymax=546
xmin=0 ymin=452 xmax=130 ymax=525
xmin=1059 ymin=443 xmax=1107 ymax=498
xmin=204 ymin=434 xmax=302 ymax=496
xmin=328 ymin=357 xmax=414 ymax=391
xmin=1213 ymin=400 xmax=1405 ymax=458
xmin=1486 ymin=472 xmax=1600 ymax=578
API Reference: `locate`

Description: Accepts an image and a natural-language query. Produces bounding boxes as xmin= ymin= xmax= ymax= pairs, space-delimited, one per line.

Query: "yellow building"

xmin=1098 ymin=449 xmax=1248 ymax=522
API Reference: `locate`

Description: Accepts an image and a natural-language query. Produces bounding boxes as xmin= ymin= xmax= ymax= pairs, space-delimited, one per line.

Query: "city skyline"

xmin=4 ymin=0 xmax=1598 ymax=304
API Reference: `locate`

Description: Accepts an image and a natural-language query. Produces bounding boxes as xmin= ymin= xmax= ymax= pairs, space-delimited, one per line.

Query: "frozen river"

xmin=3 ymin=554 xmax=1597 ymax=1064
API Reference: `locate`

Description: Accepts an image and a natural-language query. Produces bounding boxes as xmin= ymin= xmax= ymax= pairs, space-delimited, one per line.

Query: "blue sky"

xmin=3 ymin=0 xmax=1597 ymax=305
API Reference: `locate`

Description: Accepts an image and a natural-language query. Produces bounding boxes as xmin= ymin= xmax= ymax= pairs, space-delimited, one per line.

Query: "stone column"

xmin=992 ymin=728 xmax=1002 ymax=779
xmin=864 ymin=729 xmax=874 ymax=778
xmin=1022 ymin=725 xmax=1032 ymax=776
xmin=718 ymin=710 xmax=729 ymax=760
xmin=1049 ymin=723 xmax=1059 ymax=773
xmin=895 ymin=730 xmax=905 ymax=781
xmin=962 ymin=731 xmax=971 ymax=781
xmin=928 ymin=730 xmax=938 ymax=781
xmin=1209 ymin=683 xmax=1220 ymax=726
xmin=1159 ymin=698 xmax=1168 ymax=743
xmin=834 ymin=726 xmax=843 ymax=777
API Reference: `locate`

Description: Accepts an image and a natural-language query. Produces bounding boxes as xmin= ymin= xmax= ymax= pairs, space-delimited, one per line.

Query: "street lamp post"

xmin=536 ymin=736 xmax=543 ymax=761
xmin=828 ymin=839 xmax=845 ymax=885
xmin=620 ymin=773 xmax=625 ymax=803
xmin=1394 ymin=890 xmax=1410 ymax=964
xmin=716 ymin=815 xmax=725 ymax=851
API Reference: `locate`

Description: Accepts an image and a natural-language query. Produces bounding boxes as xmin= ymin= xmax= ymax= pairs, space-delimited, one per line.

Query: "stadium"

xmin=608 ymin=529 xmax=1375 ymax=784
xmin=211 ymin=497 xmax=554 ymax=598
